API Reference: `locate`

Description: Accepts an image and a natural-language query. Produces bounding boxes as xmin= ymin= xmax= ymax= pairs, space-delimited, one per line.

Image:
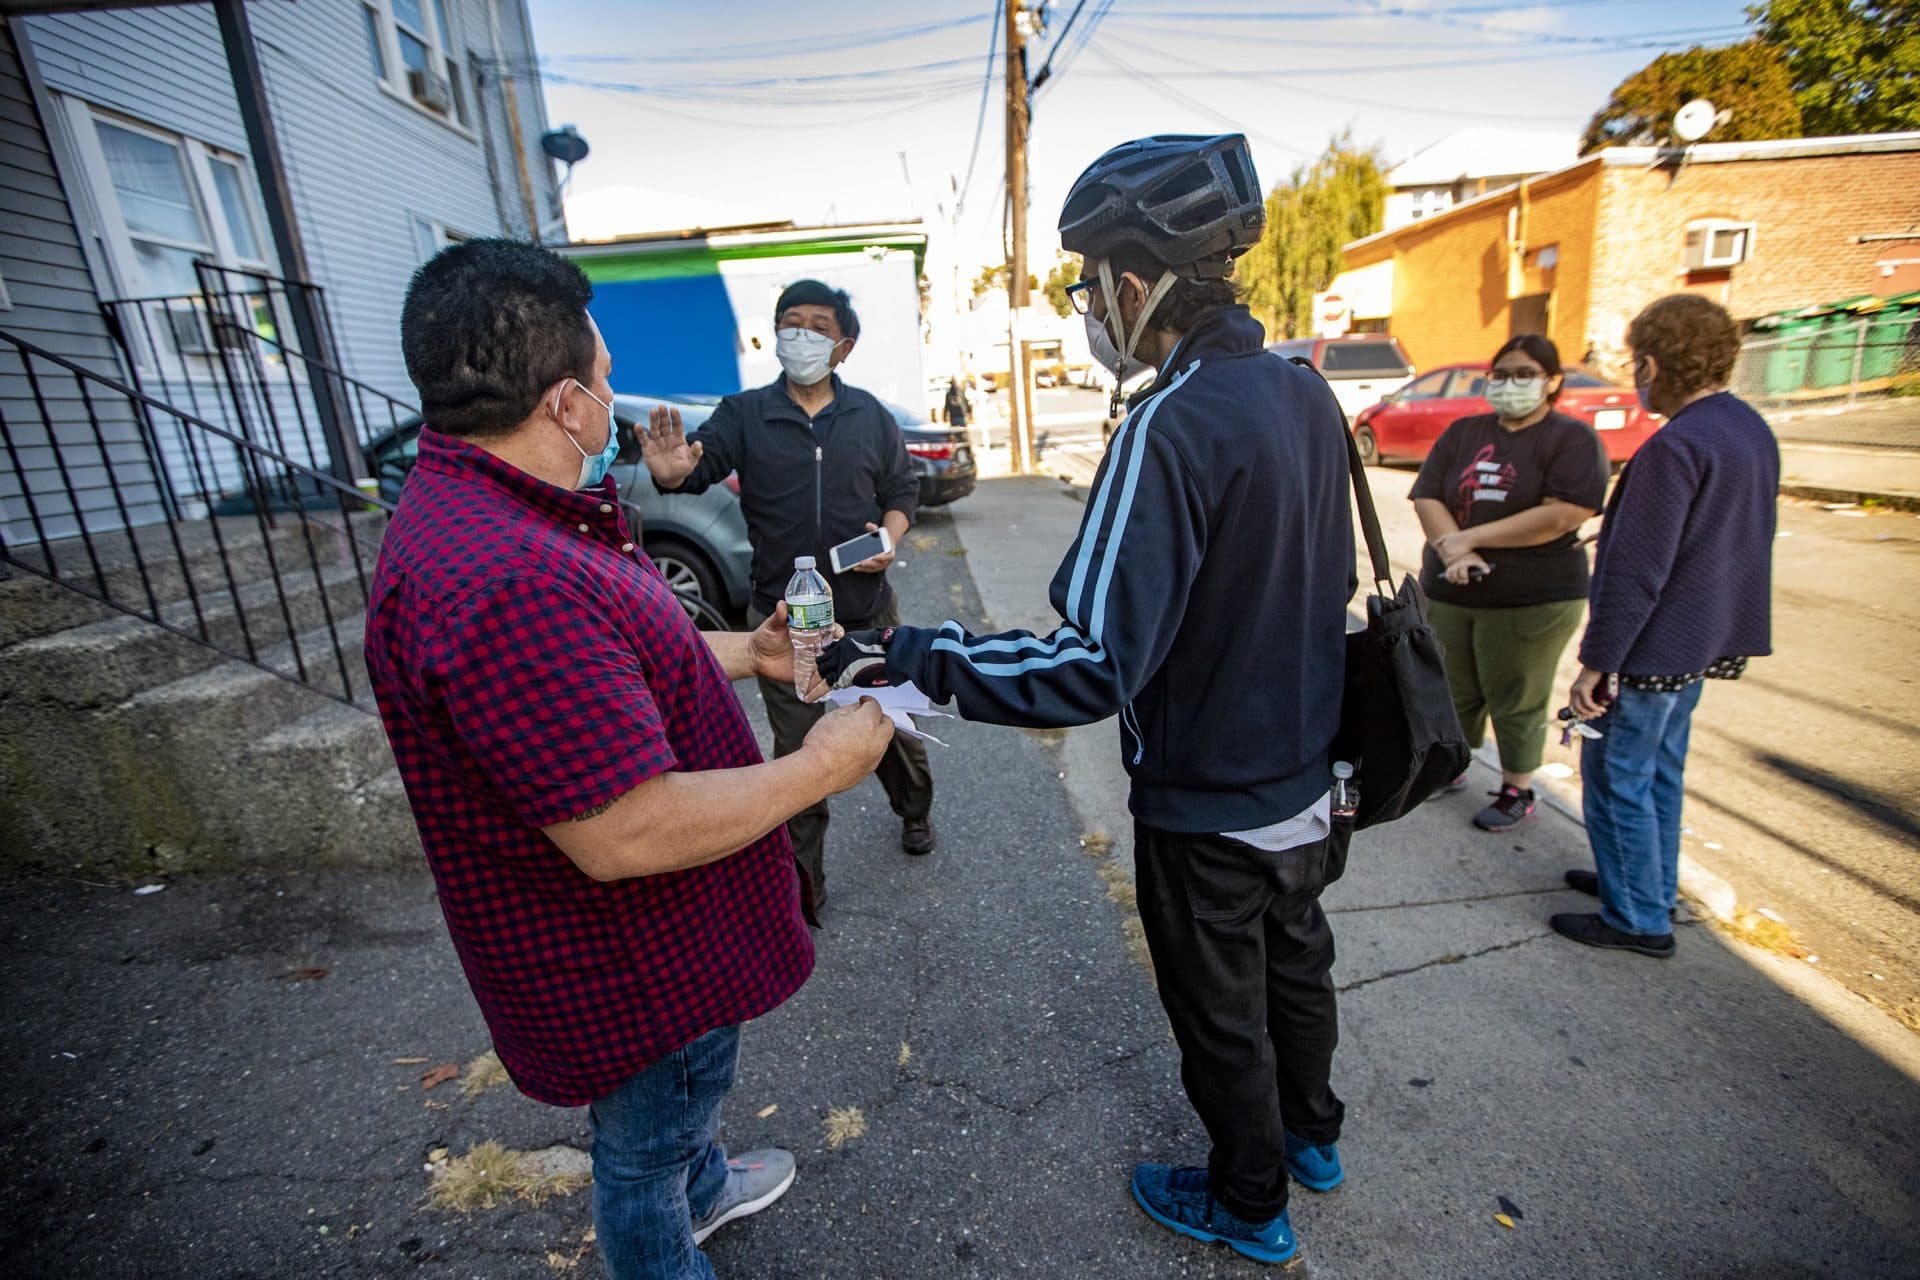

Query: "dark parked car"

xmin=359 ymin=392 xmax=973 ymax=613
xmin=884 ymin=400 xmax=977 ymax=507
xmin=362 ymin=394 xmax=753 ymax=615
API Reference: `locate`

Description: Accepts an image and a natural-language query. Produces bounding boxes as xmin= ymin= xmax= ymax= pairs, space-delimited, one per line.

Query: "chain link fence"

xmin=1732 ymin=310 xmax=1920 ymax=449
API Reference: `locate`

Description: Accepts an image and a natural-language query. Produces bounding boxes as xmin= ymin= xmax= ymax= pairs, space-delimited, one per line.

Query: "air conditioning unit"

xmin=407 ymin=68 xmax=453 ymax=113
xmin=1684 ymin=221 xmax=1754 ymax=271
xmin=166 ymin=306 xmax=216 ymax=355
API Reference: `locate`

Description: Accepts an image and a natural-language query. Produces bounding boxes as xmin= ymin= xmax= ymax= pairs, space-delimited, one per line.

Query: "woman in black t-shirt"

xmin=1408 ymin=334 xmax=1609 ymax=832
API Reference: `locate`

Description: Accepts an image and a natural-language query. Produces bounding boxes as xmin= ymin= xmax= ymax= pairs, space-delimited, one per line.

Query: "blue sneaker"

xmin=1130 ymin=1163 xmax=1297 ymax=1265
xmin=1283 ymin=1131 xmax=1344 ymax=1191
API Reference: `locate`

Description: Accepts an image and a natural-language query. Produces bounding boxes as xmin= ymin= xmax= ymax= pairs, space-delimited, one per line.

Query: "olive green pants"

xmin=1427 ymin=597 xmax=1586 ymax=777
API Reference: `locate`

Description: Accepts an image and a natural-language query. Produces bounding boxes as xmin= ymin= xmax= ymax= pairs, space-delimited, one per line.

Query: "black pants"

xmin=749 ymin=594 xmax=934 ymax=908
xmin=1134 ymin=820 xmax=1349 ymax=1222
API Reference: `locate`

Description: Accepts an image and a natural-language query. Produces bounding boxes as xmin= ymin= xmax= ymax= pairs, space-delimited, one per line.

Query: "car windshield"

xmin=881 ymin=400 xmax=935 ymax=428
xmin=1319 ymin=342 xmax=1412 ymax=375
xmin=1561 ymin=369 xmax=1610 ymax=388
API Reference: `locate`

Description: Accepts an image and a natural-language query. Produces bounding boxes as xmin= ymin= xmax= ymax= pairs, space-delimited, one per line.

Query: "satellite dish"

xmin=540 ymin=125 xmax=590 ymax=167
xmin=1672 ymin=99 xmax=1717 ymax=144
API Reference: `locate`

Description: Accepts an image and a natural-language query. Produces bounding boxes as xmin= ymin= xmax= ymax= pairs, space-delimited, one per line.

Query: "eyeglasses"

xmin=1066 ymin=280 xmax=1096 ymax=315
xmin=1487 ymin=369 xmax=1546 ymax=384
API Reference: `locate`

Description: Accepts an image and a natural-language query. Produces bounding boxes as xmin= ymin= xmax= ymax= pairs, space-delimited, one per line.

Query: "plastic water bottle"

xmin=1331 ymin=761 xmax=1359 ymax=823
xmin=784 ymin=555 xmax=834 ymax=698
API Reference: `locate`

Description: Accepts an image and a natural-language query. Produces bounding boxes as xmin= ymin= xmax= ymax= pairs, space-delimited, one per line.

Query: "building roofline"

xmin=1343 ymin=131 xmax=1920 ymax=257
xmin=562 ymin=220 xmax=927 ymax=257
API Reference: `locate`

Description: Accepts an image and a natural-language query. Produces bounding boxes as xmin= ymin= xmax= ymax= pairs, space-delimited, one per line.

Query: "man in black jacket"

xmin=641 ymin=280 xmax=935 ymax=915
xmin=814 ymin=136 xmax=1355 ymax=1266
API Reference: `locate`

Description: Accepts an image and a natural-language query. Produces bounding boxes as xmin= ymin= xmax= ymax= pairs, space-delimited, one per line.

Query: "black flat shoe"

xmin=1550 ymin=911 xmax=1674 ymax=959
xmin=1564 ymin=869 xmax=1599 ymax=896
xmin=901 ymin=819 xmax=937 ymax=856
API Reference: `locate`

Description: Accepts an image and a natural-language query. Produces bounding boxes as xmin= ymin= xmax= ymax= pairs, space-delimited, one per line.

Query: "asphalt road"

xmin=4 ymin=495 xmax=1918 ymax=1277
xmin=1017 ymin=385 xmax=1920 ymax=1029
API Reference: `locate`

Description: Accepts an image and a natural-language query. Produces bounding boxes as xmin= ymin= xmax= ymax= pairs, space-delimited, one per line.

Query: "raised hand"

xmin=641 ymin=404 xmax=703 ymax=488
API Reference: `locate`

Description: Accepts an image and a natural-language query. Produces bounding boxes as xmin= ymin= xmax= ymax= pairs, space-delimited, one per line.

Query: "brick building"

xmin=1334 ymin=133 xmax=1920 ymax=379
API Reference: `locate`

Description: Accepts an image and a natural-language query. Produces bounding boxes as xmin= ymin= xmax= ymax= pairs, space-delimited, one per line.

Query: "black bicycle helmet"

xmin=1057 ymin=134 xmax=1264 ymax=278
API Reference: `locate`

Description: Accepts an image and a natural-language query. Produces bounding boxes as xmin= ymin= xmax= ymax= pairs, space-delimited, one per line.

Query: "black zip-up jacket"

xmin=661 ymin=374 xmax=919 ymax=620
xmin=885 ymin=306 xmax=1356 ymax=833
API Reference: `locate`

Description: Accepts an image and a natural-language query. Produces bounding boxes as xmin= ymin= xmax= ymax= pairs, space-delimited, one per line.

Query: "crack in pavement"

xmin=1337 ymin=931 xmax=1553 ymax=994
xmin=1327 ymin=886 xmax=1572 ymax=915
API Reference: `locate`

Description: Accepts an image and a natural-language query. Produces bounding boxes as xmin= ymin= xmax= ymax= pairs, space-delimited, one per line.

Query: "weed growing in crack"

xmin=459 ymin=1049 xmax=510 ymax=1098
xmin=429 ymin=1141 xmax=589 ymax=1212
xmin=824 ymin=1106 xmax=867 ymax=1148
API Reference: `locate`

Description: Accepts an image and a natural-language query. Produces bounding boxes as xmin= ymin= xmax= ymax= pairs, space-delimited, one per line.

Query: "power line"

xmin=1112 ymin=0 xmax=1663 ymax=20
xmin=537 ymin=15 xmax=992 ymax=66
xmin=1086 ymin=41 xmax=1320 ymax=157
xmin=1028 ymin=0 xmax=1089 ymax=93
xmin=1105 ymin=18 xmax=1750 ymax=50
xmin=954 ymin=0 xmax=1005 ymax=221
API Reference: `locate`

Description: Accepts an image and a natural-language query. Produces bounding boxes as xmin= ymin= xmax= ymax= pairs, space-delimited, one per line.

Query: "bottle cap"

xmin=1331 ymin=761 xmax=1354 ymax=778
xmin=794 ymin=555 xmax=816 ymax=570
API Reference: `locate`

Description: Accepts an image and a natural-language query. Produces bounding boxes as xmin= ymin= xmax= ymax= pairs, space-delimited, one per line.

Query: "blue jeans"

xmin=588 ymin=1024 xmax=740 ymax=1280
xmin=1580 ymin=681 xmax=1705 ymax=936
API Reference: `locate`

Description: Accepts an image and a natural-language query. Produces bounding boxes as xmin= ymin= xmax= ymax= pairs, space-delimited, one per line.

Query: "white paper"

xmin=826 ymin=681 xmax=955 ymax=746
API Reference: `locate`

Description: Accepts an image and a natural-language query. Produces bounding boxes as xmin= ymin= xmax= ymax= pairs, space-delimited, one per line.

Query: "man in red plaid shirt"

xmin=368 ymin=239 xmax=893 ymax=1279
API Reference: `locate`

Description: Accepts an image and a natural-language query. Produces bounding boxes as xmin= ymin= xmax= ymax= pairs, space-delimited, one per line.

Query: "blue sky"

xmin=528 ymin=0 xmax=1757 ymax=269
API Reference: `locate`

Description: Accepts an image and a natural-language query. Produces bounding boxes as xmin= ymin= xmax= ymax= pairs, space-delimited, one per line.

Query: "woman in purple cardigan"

xmin=1556 ymin=295 xmax=1779 ymax=957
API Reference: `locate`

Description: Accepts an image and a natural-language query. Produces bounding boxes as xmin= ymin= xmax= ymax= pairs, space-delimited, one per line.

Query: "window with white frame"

xmin=364 ymin=0 xmax=472 ymax=128
xmin=67 ymin=102 xmax=282 ymax=367
xmin=412 ymin=215 xmax=474 ymax=262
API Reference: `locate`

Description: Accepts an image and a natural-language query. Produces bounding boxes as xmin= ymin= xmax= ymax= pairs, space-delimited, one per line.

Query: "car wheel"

xmin=1354 ymin=424 xmax=1380 ymax=466
xmin=645 ymin=536 xmax=724 ymax=614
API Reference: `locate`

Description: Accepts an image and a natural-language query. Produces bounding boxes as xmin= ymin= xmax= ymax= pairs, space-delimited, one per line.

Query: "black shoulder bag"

xmin=1291 ymin=357 xmax=1471 ymax=828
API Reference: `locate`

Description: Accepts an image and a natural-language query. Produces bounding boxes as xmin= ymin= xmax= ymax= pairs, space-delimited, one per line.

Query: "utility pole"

xmin=1003 ymin=0 xmax=1035 ymax=474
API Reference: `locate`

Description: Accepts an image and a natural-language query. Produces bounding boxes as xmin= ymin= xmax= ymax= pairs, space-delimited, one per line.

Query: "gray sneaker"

xmin=691 ymin=1148 xmax=796 ymax=1245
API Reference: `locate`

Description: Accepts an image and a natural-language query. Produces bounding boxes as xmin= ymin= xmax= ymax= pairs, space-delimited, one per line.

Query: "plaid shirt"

xmin=365 ymin=428 xmax=813 ymax=1106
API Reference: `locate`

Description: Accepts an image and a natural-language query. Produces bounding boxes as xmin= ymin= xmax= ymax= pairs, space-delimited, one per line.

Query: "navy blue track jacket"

xmin=885 ymin=306 xmax=1355 ymax=834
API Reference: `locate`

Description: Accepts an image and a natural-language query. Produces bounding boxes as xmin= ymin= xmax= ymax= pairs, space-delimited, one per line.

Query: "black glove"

xmin=815 ymin=627 xmax=895 ymax=691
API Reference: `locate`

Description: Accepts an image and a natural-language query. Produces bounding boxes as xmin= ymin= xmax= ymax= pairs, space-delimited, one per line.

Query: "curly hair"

xmin=1626 ymin=294 xmax=1740 ymax=398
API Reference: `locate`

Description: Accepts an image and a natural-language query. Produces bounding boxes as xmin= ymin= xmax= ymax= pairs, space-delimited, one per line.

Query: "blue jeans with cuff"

xmin=588 ymin=1023 xmax=740 ymax=1280
xmin=1580 ymin=682 xmax=1705 ymax=936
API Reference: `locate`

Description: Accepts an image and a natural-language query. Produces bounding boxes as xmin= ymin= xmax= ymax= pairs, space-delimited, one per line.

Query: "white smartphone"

xmin=829 ymin=527 xmax=893 ymax=574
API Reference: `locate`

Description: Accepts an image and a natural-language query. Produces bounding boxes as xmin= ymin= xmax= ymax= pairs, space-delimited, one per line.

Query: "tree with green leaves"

xmin=1235 ymin=132 xmax=1388 ymax=341
xmin=1580 ymin=41 xmax=1803 ymax=151
xmin=1750 ymin=0 xmax=1920 ymax=136
xmin=1042 ymin=258 xmax=1078 ymax=318
xmin=971 ymin=263 xmax=1040 ymax=299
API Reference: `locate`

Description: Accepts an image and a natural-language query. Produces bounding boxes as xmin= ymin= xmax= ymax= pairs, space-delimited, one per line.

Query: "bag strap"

xmin=1286 ymin=356 xmax=1394 ymax=595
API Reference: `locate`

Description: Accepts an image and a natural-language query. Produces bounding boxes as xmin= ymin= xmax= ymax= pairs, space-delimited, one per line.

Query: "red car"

xmin=1351 ymin=362 xmax=1659 ymax=466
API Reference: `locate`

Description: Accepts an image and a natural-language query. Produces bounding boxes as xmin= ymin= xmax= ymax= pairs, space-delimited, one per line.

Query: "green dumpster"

xmin=1764 ymin=315 xmax=1821 ymax=396
xmin=1808 ymin=296 xmax=1879 ymax=390
xmin=1860 ymin=291 xmax=1920 ymax=381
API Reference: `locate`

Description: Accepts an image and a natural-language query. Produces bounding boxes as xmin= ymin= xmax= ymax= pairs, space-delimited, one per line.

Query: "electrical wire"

xmin=1085 ymin=41 xmax=1320 ymax=157
xmin=953 ymin=0 xmax=1005 ymax=221
xmin=537 ymin=14 xmax=992 ymax=66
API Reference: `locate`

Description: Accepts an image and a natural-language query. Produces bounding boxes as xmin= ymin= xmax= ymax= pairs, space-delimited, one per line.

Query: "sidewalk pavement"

xmin=2 ymin=481 xmax=1918 ymax=1277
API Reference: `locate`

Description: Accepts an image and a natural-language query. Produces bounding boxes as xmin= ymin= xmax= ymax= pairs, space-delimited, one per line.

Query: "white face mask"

xmin=776 ymin=327 xmax=842 ymax=386
xmin=1088 ymin=262 xmax=1178 ymax=381
xmin=557 ymin=379 xmax=619 ymax=489
xmin=1487 ymin=376 xmax=1547 ymax=419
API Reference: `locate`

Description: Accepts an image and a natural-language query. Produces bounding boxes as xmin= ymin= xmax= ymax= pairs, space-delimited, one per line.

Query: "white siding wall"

xmin=19 ymin=0 xmax=560 ymax=423
xmin=0 ymin=18 xmax=167 ymax=545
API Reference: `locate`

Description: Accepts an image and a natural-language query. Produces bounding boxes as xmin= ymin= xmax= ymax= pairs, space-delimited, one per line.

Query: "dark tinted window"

xmin=1319 ymin=340 xmax=1412 ymax=375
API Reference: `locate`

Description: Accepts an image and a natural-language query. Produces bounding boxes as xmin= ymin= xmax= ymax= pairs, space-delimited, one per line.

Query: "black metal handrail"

xmin=0 ymin=328 xmax=394 ymax=709
xmin=101 ymin=267 xmax=419 ymax=494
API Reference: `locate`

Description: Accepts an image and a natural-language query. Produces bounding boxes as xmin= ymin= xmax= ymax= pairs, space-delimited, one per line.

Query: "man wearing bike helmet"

xmin=812 ymin=135 xmax=1357 ymax=1265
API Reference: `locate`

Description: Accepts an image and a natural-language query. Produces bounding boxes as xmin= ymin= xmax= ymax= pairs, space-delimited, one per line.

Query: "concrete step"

xmin=0 ymin=511 xmax=386 ymax=647
xmin=0 ymin=559 xmax=375 ymax=711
